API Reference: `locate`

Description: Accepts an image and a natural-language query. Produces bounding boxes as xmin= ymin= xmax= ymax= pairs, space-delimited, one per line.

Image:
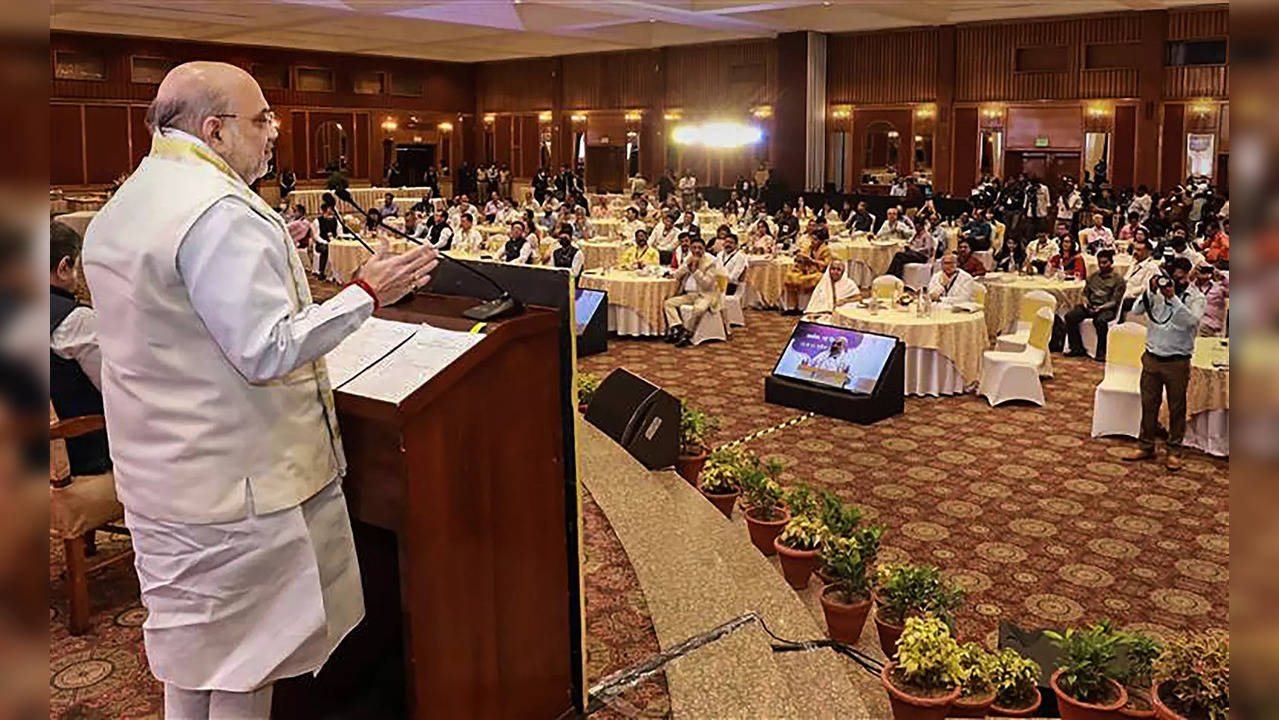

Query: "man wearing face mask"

xmin=82 ymin=62 xmax=438 ymax=719
xmin=1123 ymin=257 xmax=1204 ymax=471
xmin=1165 ymin=225 xmax=1204 ymax=268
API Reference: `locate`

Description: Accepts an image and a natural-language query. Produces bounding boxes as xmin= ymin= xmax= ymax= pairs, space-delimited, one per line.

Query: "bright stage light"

xmin=670 ymin=121 xmax=762 ymax=148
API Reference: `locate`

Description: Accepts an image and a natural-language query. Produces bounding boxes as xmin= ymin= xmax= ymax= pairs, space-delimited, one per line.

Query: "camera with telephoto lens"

xmin=1155 ymin=275 xmax=1173 ymax=290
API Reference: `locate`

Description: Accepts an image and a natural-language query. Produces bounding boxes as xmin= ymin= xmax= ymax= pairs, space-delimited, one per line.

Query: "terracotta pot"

xmin=990 ymin=687 xmax=1043 ymax=717
xmin=1050 ymin=669 xmax=1127 ymax=720
xmin=951 ymin=688 xmax=996 ymax=717
xmin=874 ymin=607 xmax=906 ymax=659
xmin=1118 ymin=686 xmax=1156 ymax=719
xmin=773 ymin=537 xmax=820 ymax=589
xmin=675 ymin=449 xmax=708 ymax=484
xmin=819 ymin=586 xmax=872 ymax=645
xmin=882 ymin=661 xmax=961 ymax=720
xmin=744 ymin=507 xmax=790 ymax=556
xmin=1150 ymin=682 xmax=1189 ymax=720
xmin=700 ymin=488 xmax=739 ymax=518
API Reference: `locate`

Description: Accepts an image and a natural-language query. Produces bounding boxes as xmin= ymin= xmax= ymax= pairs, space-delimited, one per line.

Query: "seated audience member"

xmin=955 ymin=239 xmax=987 ymax=277
xmin=1081 ymin=212 xmax=1116 ymax=253
xmin=1120 ymin=238 xmax=1161 ymax=321
xmin=618 ymin=207 xmax=645 ymax=243
xmin=927 ymin=252 xmax=978 ymax=303
xmin=993 ymin=232 xmax=1026 ymax=272
xmin=804 ymin=259 xmax=860 ymax=316
xmin=286 ymin=204 xmax=318 ymax=269
xmin=1060 ymin=249 xmax=1126 ymax=359
xmin=49 ymin=221 xmax=111 ymax=475
xmin=364 ymin=207 xmax=384 ymax=234
xmin=572 ymin=207 xmax=595 ymax=241
xmin=708 ymin=223 xmax=732 ymax=254
xmin=422 ymin=207 xmax=455 ymax=250
xmin=619 ymin=229 xmax=660 ymax=269
xmin=1164 ymin=226 xmax=1204 ymax=267
xmin=551 ymin=230 xmax=584 ymax=278
xmin=774 ymin=203 xmax=800 ymax=247
xmin=450 ymin=195 xmax=475 ymax=226
xmin=747 ymin=219 xmax=777 ymax=255
xmin=1194 ymin=262 xmax=1229 ymax=336
xmin=876 ymin=207 xmax=914 ymax=243
xmin=662 ymin=237 xmax=721 ymax=348
xmin=886 ymin=221 xmax=936 ymax=278
xmin=782 ymin=228 xmax=832 ymax=313
xmin=402 ymin=210 xmax=420 ymax=238
xmin=454 ymin=214 xmax=484 ymax=253
xmin=674 ymin=209 xmax=699 ymax=238
xmin=503 ymin=220 xmax=539 ymax=264
xmin=1049 ymin=235 xmax=1087 ymax=280
xmin=650 ymin=212 xmax=681 ymax=263
xmin=961 ymin=210 xmax=993 ymax=251
xmin=671 ymin=232 xmax=693 ymax=269
xmin=795 ymin=219 xmax=819 ymax=251
xmin=717 ymin=233 xmax=748 ymax=294
xmin=1204 ymin=219 xmax=1229 ymax=263
xmin=484 ymin=192 xmax=504 ymax=223
xmin=1117 ymin=211 xmax=1144 ymax=249
xmin=379 ymin=192 xmax=400 ymax=218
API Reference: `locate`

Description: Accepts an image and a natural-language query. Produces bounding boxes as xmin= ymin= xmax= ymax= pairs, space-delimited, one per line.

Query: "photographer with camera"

xmin=1122 ymin=256 xmax=1205 ymax=471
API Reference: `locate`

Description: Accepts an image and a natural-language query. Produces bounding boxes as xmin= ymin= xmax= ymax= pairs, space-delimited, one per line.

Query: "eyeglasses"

xmin=214 ymin=110 xmax=277 ymax=127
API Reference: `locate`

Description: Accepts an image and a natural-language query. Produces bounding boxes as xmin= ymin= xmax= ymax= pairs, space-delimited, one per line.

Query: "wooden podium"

xmin=280 ymin=292 xmax=580 ymax=719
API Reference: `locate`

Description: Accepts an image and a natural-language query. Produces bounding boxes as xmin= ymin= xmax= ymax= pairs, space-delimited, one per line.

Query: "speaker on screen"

xmin=764 ymin=320 xmax=905 ymax=424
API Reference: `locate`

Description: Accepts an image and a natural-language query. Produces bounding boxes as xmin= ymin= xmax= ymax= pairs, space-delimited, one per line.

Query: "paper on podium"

xmin=338 ymin=323 xmax=486 ymax=404
xmin=325 ymin=317 xmax=420 ymax=388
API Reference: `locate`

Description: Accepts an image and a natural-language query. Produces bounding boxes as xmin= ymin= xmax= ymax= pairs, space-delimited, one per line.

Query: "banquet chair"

xmin=723 ymin=277 xmax=747 ymax=327
xmin=973 ymin=282 xmax=988 ymax=308
xmin=1077 ymin=311 xmax=1123 ymax=359
xmin=973 ymin=250 xmax=996 ymax=272
xmin=978 ymin=307 xmax=1053 ymax=407
xmin=872 ymin=275 xmax=904 ymax=301
xmin=995 ymin=290 xmax=1057 ymax=376
xmin=902 ymin=260 xmax=933 ymax=291
xmin=1090 ymin=323 xmax=1148 ymax=439
xmin=50 ymin=409 xmax=131 ymax=635
xmin=992 ymin=221 xmax=1006 ymax=246
xmin=679 ymin=275 xmax=730 ymax=346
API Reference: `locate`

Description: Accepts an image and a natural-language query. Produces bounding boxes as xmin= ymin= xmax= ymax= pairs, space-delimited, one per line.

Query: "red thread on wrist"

xmin=349 ymin=278 xmax=380 ymax=311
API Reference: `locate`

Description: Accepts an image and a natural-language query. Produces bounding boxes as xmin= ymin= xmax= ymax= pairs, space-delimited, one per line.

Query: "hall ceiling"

xmin=50 ymin=0 xmax=1215 ymax=63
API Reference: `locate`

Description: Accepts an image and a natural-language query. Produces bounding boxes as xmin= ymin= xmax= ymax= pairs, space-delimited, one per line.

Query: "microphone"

xmin=331 ymin=210 xmax=375 ymax=254
xmin=335 ymin=188 xmax=523 ymax=321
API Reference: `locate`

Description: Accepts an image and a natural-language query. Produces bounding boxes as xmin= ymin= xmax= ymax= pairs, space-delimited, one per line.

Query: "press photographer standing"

xmin=1123 ymin=257 xmax=1205 ymax=471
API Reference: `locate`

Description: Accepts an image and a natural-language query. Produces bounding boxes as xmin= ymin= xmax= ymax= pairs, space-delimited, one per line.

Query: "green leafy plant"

xmin=776 ymin=514 xmax=825 ymax=550
xmin=892 ymin=615 xmax=962 ymax=696
xmin=783 ymin=484 xmax=819 ymax=519
xmin=576 ymin=372 xmax=600 ymax=407
xmin=698 ymin=448 xmax=744 ymax=494
xmin=991 ymin=648 xmax=1041 ymax=709
xmin=820 ymin=492 xmax=862 ymax=539
xmin=678 ymin=402 xmax=719 ymax=456
xmin=739 ymin=460 xmax=785 ymax=521
xmin=956 ymin=642 xmax=999 ymax=698
xmin=1152 ymin=634 xmax=1229 ymax=720
xmin=1117 ymin=631 xmax=1162 ymax=690
xmin=819 ymin=525 xmax=883 ymax=603
xmin=874 ymin=563 xmax=965 ymax=628
xmin=325 ymin=170 xmax=350 ymax=192
xmin=1044 ymin=620 xmax=1124 ymax=704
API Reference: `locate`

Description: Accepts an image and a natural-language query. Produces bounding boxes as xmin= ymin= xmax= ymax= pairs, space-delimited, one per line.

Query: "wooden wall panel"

xmin=355 ymin=113 xmax=370 ymax=180
xmin=479 ymin=58 xmax=555 ymax=112
xmin=518 ymin=116 xmax=541 ymax=178
xmin=1006 ymin=106 xmax=1083 ymax=150
xmin=495 ymin=115 xmax=514 ymax=171
xmin=51 ymin=104 xmax=84 ymax=186
xmin=1167 ymin=5 xmax=1229 ymax=39
xmin=1160 ymin=103 xmax=1185 ymax=192
xmin=827 ymin=28 xmax=938 ymax=104
xmin=951 ymin=107 xmax=979 ymax=192
xmin=84 ymin=105 xmax=130 ymax=184
xmin=663 ymin=40 xmax=775 ymax=111
xmin=291 ymin=111 xmax=309 ymax=179
xmin=562 ymin=50 xmax=656 ymax=110
xmin=1111 ymin=104 xmax=1137 ymax=190
xmin=1163 ymin=66 xmax=1228 ymax=99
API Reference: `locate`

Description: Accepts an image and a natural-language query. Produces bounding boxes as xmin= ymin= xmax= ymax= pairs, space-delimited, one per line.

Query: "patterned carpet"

xmin=579 ymin=310 xmax=1229 ymax=650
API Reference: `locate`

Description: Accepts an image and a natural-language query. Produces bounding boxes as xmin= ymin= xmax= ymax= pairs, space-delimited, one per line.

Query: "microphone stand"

xmin=335 ymin=188 xmax=523 ymax=321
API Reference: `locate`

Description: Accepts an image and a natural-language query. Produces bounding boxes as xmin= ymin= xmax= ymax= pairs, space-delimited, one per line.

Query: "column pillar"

xmin=1135 ymin=9 xmax=1166 ymax=189
xmin=775 ymin=31 xmax=827 ymax=193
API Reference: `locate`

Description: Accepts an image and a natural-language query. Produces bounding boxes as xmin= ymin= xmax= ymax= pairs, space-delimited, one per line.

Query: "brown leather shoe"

xmin=1123 ymin=446 xmax=1157 ymax=462
xmin=1164 ymin=452 xmax=1183 ymax=471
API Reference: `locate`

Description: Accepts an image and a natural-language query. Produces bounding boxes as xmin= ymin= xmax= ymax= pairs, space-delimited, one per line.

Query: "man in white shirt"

xmin=550 ymin=230 xmax=584 ymax=277
xmin=1080 ymin=212 xmax=1115 ymax=253
xmin=1056 ymin=177 xmax=1082 ymax=232
xmin=81 ymin=62 xmax=438 ymax=720
xmin=876 ymin=207 xmax=914 ymax=243
xmin=662 ymin=236 xmax=719 ymax=347
xmin=454 ymin=213 xmax=484 ymax=253
xmin=379 ymin=192 xmax=400 ymax=218
xmin=927 ymin=252 xmax=977 ymax=303
xmin=717 ymin=233 xmax=748 ymax=293
xmin=1120 ymin=238 xmax=1160 ymax=321
xmin=618 ymin=207 xmax=645 ymax=243
xmin=449 ymin=195 xmax=474 ymax=227
xmin=678 ymin=170 xmax=697 ymax=207
xmin=650 ymin=212 xmax=680 ymax=257
xmin=1128 ymin=185 xmax=1153 ymax=224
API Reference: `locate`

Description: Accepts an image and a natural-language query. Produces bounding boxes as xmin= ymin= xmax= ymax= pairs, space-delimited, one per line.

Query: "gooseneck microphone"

xmin=335 ymin=188 xmax=523 ymax=321
xmin=330 ymin=211 xmax=376 ymax=254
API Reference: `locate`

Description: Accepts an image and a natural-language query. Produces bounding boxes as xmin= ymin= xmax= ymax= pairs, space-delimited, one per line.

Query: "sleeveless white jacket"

xmin=83 ymin=140 xmax=344 ymax=523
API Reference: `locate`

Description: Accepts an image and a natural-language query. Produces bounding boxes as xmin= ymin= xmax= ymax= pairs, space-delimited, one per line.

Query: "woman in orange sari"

xmin=783 ymin=228 xmax=831 ymax=314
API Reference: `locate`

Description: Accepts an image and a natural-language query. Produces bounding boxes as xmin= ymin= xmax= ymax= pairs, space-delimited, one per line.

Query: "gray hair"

xmin=145 ymin=84 xmax=230 ymax=137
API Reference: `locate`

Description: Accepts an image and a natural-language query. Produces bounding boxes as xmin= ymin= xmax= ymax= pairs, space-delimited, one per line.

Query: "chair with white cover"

xmin=723 ymin=277 xmax=746 ymax=327
xmin=973 ymin=250 xmax=996 ymax=272
xmin=1090 ymin=322 xmax=1147 ymax=439
xmin=995 ymin=290 xmax=1057 ymax=376
xmin=902 ymin=260 xmax=933 ymax=291
xmin=679 ymin=275 xmax=729 ymax=345
xmin=1078 ymin=311 xmax=1123 ymax=359
xmin=871 ymin=275 xmax=904 ymax=301
xmin=979 ymin=307 xmax=1053 ymax=407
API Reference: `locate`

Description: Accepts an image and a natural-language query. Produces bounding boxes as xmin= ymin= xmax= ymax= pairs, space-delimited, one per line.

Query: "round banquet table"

xmin=829 ymin=236 xmax=906 ymax=287
xmin=743 ymin=255 xmax=793 ymax=309
xmin=1183 ymin=337 xmax=1229 ymax=457
xmin=1083 ymin=253 xmax=1134 ymax=277
xmin=591 ymin=218 xmax=622 ymax=238
xmin=580 ymin=240 xmax=625 ymax=271
xmin=475 ymin=223 xmax=508 ymax=240
xmin=832 ymin=304 xmax=989 ymax=396
xmin=577 ymin=269 xmax=677 ymax=336
xmin=326 ymin=238 xmax=408 ymax=283
xmin=980 ymin=273 xmax=1086 ymax=338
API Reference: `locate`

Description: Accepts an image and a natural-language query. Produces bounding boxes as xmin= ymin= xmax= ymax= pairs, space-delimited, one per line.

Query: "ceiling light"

xmin=438 ymin=122 xmax=453 ymax=132
xmin=483 ymin=113 xmax=496 ymax=124
xmin=538 ymin=110 xmax=553 ymax=122
xmin=887 ymin=130 xmax=900 ymax=138
xmin=414 ymin=135 xmax=422 ymax=142
xmin=664 ymin=110 xmax=682 ymax=121
xmin=571 ymin=113 xmax=587 ymax=122
xmin=671 ymin=121 xmax=762 ymax=149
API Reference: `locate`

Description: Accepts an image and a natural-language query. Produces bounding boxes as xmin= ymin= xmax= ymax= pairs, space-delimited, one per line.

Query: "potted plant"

xmin=1116 ymin=632 xmax=1162 ymax=718
xmin=698 ymin=447 xmax=744 ymax=518
xmin=740 ymin=456 xmax=788 ymax=556
xmin=818 ymin=525 xmax=883 ymax=645
xmin=873 ymin=563 xmax=965 ymax=658
xmin=881 ymin=615 xmax=962 ymax=720
xmin=990 ymin=648 xmax=1044 ymax=717
xmin=1150 ymin=634 xmax=1228 ymax=720
xmin=952 ymin=642 xmax=1000 ymax=717
xmin=675 ymin=402 xmax=718 ymax=484
xmin=326 ymin=170 xmax=350 ymax=192
xmin=772 ymin=492 xmax=824 ymax=590
xmin=576 ymin=372 xmax=600 ymax=413
xmin=1044 ymin=621 xmax=1129 ymax=720
xmin=815 ymin=492 xmax=863 ymax=584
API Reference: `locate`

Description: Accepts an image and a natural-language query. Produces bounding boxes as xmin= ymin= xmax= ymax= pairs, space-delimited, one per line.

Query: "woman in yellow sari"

xmin=783 ymin=228 xmax=831 ymax=313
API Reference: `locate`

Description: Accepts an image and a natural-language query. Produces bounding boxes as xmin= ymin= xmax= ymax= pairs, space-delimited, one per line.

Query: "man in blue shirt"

xmin=1123 ymin=257 xmax=1205 ymax=471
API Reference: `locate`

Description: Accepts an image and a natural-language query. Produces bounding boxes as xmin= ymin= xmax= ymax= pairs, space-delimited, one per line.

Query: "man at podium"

xmin=82 ymin=61 xmax=438 ymax=720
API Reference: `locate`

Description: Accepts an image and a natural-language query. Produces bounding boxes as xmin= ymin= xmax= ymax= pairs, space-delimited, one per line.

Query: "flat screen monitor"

xmin=574 ymin=288 xmax=607 ymax=334
xmin=771 ymin=320 xmax=898 ymax=394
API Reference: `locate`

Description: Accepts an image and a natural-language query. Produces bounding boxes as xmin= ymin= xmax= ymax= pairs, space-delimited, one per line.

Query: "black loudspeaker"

xmin=585 ymin=368 xmax=680 ymax=470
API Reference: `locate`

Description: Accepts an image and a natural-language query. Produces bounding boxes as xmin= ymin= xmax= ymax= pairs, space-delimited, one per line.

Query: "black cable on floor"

xmin=754 ymin=614 xmax=886 ymax=676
